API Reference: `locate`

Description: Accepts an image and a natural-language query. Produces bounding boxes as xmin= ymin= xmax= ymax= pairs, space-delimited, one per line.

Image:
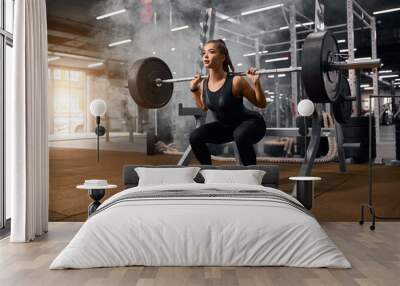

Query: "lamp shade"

xmin=297 ymin=99 xmax=315 ymax=117
xmin=90 ymin=99 xmax=107 ymax=117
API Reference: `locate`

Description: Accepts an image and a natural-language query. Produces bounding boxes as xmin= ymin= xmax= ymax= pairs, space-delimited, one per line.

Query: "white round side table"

xmin=289 ymin=176 xmax=321 ymax=210
xmin=77 ymin=182 xmax=117 ymax=215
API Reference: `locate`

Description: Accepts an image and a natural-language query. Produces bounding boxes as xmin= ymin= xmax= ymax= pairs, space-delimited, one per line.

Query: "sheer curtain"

xmin=9 ymin=0 xmax=49 ymax=242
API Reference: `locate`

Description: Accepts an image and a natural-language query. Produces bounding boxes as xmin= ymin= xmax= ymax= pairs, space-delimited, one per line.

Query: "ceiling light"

xmin=373 ymin=7 xmax=400 ymax=15
xmin=88 ymin=62 xmax=104 ymax=68
xmin=340 ymin=48 xmax=357 ymax=53
xmin=171 ymin=48 xmax=176 ymax=51
xmin=48 ymin=56 xmax=61 ymax=62
xmin=337 ymin=39 xmax=346 ymax=43
xmin=109 ymin=39 xmax=132 ymax=47
xmin=394 ymin=79 xmax=400 ymax=82
xmin=354 ymin=57 xmax=372 ymax=61
xmin=243 ymin=50 xmax=268 ymax=57
xmin=360 ymin=84 xmax=370 ymax=88
xmin=237 ymin=63 xmax=243 ymax=67
xmin=279 ymin=22 xmax=314 ymax=31
xmin=364 ymin=87 xmax=374 ymax=90
xmin=241 ymin=4 xmax=284 ymax=16
xmin=379 ymin=74 xmax=398 ymax=79
xmin=171 ymin=25 xmax=189 ymax=32
xmin=277 ymin=74 xmax=286 ymax=78
xmin=268 ymin=75 xmax=275 ymax=78
xmin=96 ymin=9 xmax=126 ymax=20
xmin=379 ymin=70 xmax=393 ymax=74
xmin=215 ymin=12 xmax=240 ymax=24
xmin=265 ymin=57 xmax=289 ymax=63
xmin=152 ymin=51 xmax=156 ymax=55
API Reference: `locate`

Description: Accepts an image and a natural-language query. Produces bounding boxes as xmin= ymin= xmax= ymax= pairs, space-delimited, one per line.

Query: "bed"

xmin=50 ymin=164 xmax=350 ymax=269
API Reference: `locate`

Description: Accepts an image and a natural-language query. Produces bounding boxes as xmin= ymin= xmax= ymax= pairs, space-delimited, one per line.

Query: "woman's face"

xmin=202 ymin=43 xmax=225 ymax=70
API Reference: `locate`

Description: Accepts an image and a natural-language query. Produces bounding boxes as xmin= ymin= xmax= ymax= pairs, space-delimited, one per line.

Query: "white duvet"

xmin=50 ymin=183 xmax=351 ymax=269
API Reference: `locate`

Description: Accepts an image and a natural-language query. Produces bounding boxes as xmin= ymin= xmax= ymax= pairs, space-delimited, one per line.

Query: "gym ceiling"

xmin=46 ymin=0 xmax=400 ymax=75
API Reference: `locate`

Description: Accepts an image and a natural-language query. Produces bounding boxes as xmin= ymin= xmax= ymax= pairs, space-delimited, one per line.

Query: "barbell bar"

xmin=330 ymin=59 xmax=381 ymax=70
xmin=155 ymin=59 xmax=380 ymax=86
xmin=128 ymin=31 xmax=381 ymax=109
xmin=155 ymin=66 xmax=303 ymax=85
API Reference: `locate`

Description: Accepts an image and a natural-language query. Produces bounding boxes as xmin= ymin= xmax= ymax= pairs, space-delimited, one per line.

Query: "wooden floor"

xmin=49 ymin=148 xmax=400 ymax=222
xmin=1 ymin=222 xmax=399 ymax=286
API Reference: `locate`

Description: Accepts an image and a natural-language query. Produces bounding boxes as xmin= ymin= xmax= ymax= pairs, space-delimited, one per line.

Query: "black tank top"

xmin=203 ymin=74 xmax=261 ymax=126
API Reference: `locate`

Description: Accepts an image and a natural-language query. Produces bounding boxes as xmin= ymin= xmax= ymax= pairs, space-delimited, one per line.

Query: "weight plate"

xmin=128 ymin=57 xmax=174 ymax=109
xmin=332 ymin=75 xmax=352 ymax=124
xmin=302 ymin=31 xmax=341 ymax=103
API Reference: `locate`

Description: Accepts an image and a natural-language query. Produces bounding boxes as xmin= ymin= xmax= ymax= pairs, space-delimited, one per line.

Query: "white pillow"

xmin=135 ymin=167 xmax=201 ymax=186
xmin=200 ymin=169 xmax=266 ymax=185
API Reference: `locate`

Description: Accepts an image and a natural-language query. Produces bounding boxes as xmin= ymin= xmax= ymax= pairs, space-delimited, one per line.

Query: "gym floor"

xmin=49 ymin=147 xmax=400 ymax=222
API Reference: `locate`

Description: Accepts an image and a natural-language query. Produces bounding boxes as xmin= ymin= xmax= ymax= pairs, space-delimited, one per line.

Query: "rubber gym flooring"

xmin=49 ymin=148 xmax=400 ymax=222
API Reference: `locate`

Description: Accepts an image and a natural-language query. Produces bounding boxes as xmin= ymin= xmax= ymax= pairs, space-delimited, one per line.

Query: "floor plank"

xmin=1 ymin=222 xmax=399 ymax=286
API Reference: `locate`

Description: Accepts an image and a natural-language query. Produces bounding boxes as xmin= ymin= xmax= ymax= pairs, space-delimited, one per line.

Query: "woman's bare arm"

xmin=190 ymin=76 xmax=208 ymax=111
xmin=233 ymin=76 xmax=267 ymax=108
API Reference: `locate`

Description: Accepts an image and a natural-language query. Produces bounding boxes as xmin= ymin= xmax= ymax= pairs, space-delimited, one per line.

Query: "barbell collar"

xmin=344 ymin=96 xmax=356 ymax=101
xmin=330 ymin=58 xmax=381 ymax=70
xmin=158 ymin=66 xmax=302 ymax=84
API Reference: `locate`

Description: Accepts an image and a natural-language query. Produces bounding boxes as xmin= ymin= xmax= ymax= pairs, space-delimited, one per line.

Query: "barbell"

xmin=127 ymin=31 xmax=381 ymax=109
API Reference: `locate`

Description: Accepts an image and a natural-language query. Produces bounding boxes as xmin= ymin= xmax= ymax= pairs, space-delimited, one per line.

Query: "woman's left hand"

xmin=246 ymin=67 xmax=260 ymax=84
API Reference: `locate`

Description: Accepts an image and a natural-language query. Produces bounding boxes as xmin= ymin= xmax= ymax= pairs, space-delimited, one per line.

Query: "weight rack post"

xmin=334 ymin=122 xmax=347 ymax=173
xmin=298 ymin=108 xmax=322 ymax=176
xmin=289 ymin=2 xmax=298 ymax=128
xmin=356 ymin=69 xmax=362 ymax=117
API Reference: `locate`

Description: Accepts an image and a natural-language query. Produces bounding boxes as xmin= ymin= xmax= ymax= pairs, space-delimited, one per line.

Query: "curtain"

xmin=9 ymin=0 xmax=49 ymax=242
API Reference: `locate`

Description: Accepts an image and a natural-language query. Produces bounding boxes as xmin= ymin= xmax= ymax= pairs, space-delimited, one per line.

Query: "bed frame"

xmin=123 ymin=165 xmax=280 ymax=189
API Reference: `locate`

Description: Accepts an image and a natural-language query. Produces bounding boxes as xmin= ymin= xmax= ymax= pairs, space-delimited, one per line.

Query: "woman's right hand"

xmin=190 ymin=74 xmax=203 ymax=91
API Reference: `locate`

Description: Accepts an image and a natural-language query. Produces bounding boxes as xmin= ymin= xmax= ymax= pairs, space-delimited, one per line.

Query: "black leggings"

xmin=189 ymin=116 xmax=266 ymax=166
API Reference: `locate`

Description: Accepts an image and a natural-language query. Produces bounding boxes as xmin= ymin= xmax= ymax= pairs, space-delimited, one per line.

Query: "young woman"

xmin=189 ymin=39 xmax=267 ymax=166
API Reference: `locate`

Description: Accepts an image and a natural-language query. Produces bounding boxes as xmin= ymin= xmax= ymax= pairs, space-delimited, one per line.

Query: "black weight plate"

xmin=332 ymin=75 xmax=352 ymax=124
xmin=302 ymin=31 xmax=341 ymax=103
xmin=128 ymin=57 xmax=173 ymax=109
